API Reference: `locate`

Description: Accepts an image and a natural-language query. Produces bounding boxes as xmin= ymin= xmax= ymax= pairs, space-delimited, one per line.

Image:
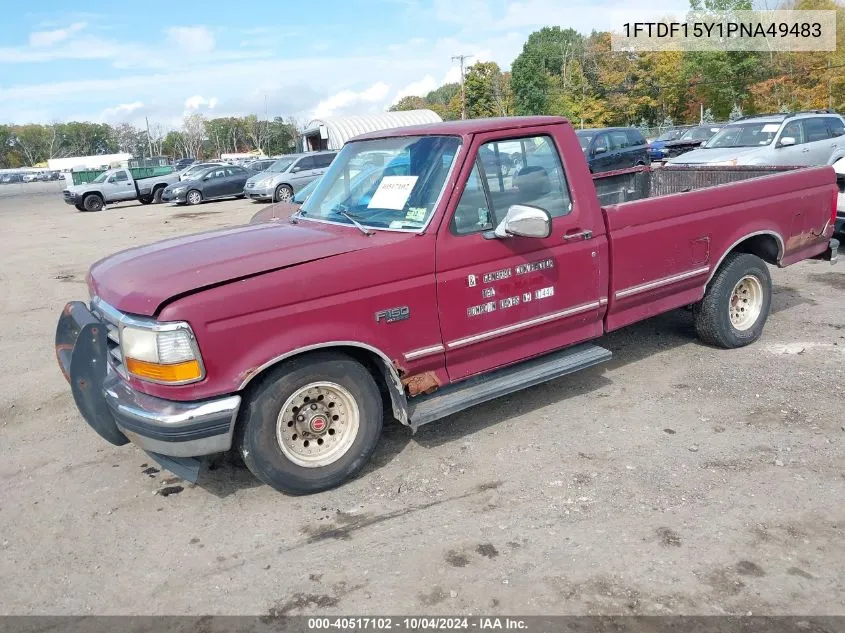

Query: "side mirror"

xmin=779 ymin=136 xmax=796 ymax=147
xmin=494 ymin=204 xmax=552 ymax=239
xmin=593 ymin=146 xmax=607 ymax=155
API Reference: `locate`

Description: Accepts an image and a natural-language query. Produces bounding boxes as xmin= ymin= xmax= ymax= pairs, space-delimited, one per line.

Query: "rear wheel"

xmin=237 ymin=352 xmax=383 ymax=495
xmin=693 ymin=253 xmax=772 ymax=348
xmin=82 ymin=194 xmax=104 ymax=212
xmin=152 ymin=186 xmax=165 ymax=204
xmin=274 ymin=184 xmax=293 ymax=203
xmin=139 ymin=196 xmax=152 ymax=205
xmin=186 ymin=189 xmax=202 ymax=206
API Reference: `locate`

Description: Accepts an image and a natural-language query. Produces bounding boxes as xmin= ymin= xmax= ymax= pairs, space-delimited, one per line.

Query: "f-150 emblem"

xmin=375 ymin=306 xmax=410 ymax=323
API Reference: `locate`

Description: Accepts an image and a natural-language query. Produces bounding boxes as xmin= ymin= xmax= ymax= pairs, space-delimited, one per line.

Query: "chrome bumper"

xmin=56 ymin=301 xmax=241 ymax=461
xmin=106 ymin=379 xmax=241 ymax=458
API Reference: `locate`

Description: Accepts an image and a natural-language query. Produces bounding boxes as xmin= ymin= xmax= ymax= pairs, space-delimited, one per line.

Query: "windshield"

xmin=91 ymin=171 xmax=110 ymax=184
xmin=703 ymin=122 xmax=780 ymax=148
xmin=681 ymin=126 xmax=720 ymax=142
xmin=576 ymin=134 xmax=593 ymax=150
xmin=299 ymin=135 xmax=461 ymax=230
xmin=268 ymin=158 xmax=295 ymax=173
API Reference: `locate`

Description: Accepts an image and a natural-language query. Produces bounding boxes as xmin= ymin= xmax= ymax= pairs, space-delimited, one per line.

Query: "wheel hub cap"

xmin=728 ymin=274 xmax=764 ymax=331
xmin=276 ymin=382 xmax=360 ymax=468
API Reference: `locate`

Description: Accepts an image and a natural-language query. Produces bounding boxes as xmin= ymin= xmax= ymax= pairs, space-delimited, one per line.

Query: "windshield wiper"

xmin=339 ymin=210 xmax=373 ymax=236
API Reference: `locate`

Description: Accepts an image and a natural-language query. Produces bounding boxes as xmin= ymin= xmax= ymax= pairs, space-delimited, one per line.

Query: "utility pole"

xmin=145 ymin=116 xmax=153 ymax=157
xmin=452 ymin=54 xmax=473 ymax=119
xmin=264 ymin=95 xmax=269 ymax=157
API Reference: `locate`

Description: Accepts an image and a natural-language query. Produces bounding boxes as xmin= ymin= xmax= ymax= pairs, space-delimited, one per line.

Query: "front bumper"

xmin=161 ymin=189 xmax=187 ymax=203
xmin=63 ymin=191 xmax=80 ymax=205
xmin=244 ymin=184 xmax=273 ymax=200
xmin=55 ymin=301 xmax=241 ymax=477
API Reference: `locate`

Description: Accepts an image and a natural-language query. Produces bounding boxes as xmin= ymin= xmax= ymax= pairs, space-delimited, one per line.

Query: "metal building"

xmin=301 ymin=109 xmax=442 ymax=151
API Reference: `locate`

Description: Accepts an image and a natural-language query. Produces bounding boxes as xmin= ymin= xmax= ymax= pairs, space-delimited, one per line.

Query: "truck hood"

xmin=667 ymin=146 xmax=765 ymax=165
xmin=89 ymin=221 xmax=375 ymax=316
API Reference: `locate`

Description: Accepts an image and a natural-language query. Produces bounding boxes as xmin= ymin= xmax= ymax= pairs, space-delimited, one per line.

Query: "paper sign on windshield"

xmin=761 ymin=124 xmax=781 ymax=133
xmin=367 ymin=176 xmax=418 ymax=210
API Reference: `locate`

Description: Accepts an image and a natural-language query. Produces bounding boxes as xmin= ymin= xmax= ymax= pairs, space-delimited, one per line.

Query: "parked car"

xmin=39 ymin=170 xmax=61 ymax=181
xmin=244 ymin=151 xmax=337 ymax=202
xmin=658 ymin=125 xmax=722 ymax=161
xmin=249 ymin=176 xmax=320 ymax=224
xmin=576 ymin=127 xmax=650 ymax=173
xmin=22 ymin=172 xmax=41 ymax=183
xmin=62 ymin=168 xmax=180 ymax=211
xmin=669 ymin=112 xmax=845 ymax=167
xmin=55 ymin=116 xmax=838 ymax=494
xmin=173 ymin=158 xmax=196 ymax=171
xmin=178 ymin=162 xmax=227 ymax=182
xmin=0 ymin=172 xmax=23 ymax=184
xmin=246 ymin=159 xmax=276 ymax=173
xmin=648 ymin=128 xmax=686 ymax=160
xmin=161 ymin=165 xmax=251 ymax=205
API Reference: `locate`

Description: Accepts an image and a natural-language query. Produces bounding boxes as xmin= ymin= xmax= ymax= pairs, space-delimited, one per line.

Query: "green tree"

xmin=390 ymin=96 xmax=428 ymax=112
xmin=464 ymin=62 xmax=508 ymax=118
xmin=511 ymin=27 xmax=584 ymax=115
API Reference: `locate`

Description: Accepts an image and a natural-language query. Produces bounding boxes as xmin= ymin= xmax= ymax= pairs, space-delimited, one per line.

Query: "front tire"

xmin=186 ymin=189 xmax=202 ymax=206
xmin=237 ymin=352 xmax=383 ymax=495
xmin=82 ymin=194 xmax=104 ymax=212
xmin=274 ymin=184 xmax=293 ymax=203
xmin=693 ymin=253 xmax=772 ymax=349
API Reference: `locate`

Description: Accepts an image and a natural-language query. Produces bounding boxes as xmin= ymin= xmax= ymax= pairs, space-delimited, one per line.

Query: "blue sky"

xmin=0 ymin=0 xmax=690 ymax=129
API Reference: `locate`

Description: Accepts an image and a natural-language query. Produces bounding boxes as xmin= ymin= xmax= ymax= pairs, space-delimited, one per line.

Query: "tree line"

xmin=393 ymin=0 xmax=845 ymax=129
xmin=0 ymin=114 xmax=301 ymax=169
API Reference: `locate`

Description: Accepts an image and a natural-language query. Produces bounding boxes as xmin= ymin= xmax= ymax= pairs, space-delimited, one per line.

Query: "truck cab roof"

xmin=350 ymin=116 xmax=569 ymax=142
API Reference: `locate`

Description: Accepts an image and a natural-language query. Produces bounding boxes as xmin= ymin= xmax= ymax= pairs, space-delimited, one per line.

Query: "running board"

xmin=408 ymin=343 xmax=612 ymax=430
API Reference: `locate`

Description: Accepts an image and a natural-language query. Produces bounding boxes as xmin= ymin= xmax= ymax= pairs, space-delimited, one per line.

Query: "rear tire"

xmin=139 ymin=196 xmax=152 ymax=205
xmin=152 ymin=186 xmax=165 ymax=204
xmin=237 ymin=352 xmax=383 ymax=495
xmin=82 ymin=194 xmax=104 ymax=212
xmin=693 ymin=253 xmax=772 ymax=349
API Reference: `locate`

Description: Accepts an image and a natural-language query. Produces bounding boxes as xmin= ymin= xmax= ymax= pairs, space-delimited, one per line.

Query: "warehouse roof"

xmin=302 ymin=110 xmax=442 ymax=149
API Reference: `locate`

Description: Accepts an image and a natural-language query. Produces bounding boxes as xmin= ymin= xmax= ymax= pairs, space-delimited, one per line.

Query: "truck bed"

xmin=593 ymin=165 xmax=798 ymax=205
xmin=596 ymin=164 xmax=836 ymax=333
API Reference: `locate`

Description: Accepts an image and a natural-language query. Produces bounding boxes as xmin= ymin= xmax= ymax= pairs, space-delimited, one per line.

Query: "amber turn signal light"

xmin=125 ymin=358 xmax=203 ymax=383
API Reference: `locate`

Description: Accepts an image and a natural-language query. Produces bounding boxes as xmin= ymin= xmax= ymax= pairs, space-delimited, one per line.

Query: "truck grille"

xmin=63 ymin=190 xmax=72 ymax=201
xmin=90 ymin=300 xmax=127 ymax=378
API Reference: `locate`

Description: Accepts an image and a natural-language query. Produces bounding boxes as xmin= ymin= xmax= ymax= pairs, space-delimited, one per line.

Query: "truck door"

xmin=110 ymin=170 xmax=136 ymax=201
xmin=435 ymin=131 xmax=604 ymax=382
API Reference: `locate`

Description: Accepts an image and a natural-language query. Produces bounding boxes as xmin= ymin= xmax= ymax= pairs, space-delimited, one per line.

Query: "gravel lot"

xmin=1 ymin=189 xmax=843 ymax=616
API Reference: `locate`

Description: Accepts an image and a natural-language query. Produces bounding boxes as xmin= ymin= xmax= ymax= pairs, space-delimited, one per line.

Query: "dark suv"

xmin=576 ymin=127 xmax=650 ymax=173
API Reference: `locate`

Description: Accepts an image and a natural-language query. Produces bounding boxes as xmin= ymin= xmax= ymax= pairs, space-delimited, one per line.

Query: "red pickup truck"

xmin=55 ymin=116 xmax=839 ymax=495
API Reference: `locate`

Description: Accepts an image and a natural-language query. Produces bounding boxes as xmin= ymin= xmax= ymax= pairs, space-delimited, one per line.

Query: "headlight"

xmin=120 ymin=323 xmax=204 ymax=384
xmin=260 ymin=178 xmax=273 ymax=187
xmin=170 ymin=186 xmax=186 ymax=194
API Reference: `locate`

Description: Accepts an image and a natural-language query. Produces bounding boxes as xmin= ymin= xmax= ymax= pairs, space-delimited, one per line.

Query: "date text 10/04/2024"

xmin=307 ymin=618 xmax=529 ymax=630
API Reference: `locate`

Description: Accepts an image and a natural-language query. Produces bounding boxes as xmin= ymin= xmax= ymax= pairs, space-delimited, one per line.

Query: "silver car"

xmin=243 ymin=151 xmax=337 ymax=202
xmin=667 ymin=111 xmax=845 ymax=167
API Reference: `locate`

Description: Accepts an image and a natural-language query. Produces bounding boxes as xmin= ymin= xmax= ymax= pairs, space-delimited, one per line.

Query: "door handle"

xmin=564 ymin=229 xmax=593 ymax=241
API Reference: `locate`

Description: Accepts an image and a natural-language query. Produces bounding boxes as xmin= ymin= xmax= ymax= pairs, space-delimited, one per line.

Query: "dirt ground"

xmin=0 ymin=187 xmax=843 ymax=616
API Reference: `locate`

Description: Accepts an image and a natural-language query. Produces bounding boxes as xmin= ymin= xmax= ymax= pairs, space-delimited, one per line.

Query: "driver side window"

xmin=593 ymin=134 xmax=609 ymax=153
xmin=781 ymin=121 xmax=804 ymax=145
xmin=451 ymin=162 xmax=493 ymax=235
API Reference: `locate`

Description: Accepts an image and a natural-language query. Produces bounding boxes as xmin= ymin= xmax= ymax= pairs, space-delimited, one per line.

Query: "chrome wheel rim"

xmin=276 ymin=382 xmax=359 ymax=468
xmin=277 ymin=186 xmax=292 ymax=202
xmin=187 ymin=191 xmax=201 ymax=205
xmin=729 ymin=274 xmax=763 ymax=331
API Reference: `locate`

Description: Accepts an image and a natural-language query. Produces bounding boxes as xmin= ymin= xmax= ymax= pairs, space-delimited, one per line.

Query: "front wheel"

xmin=693 ymin=253 xmax=772 ymax=348
xmin=82 ymin=194 xmax=104 ymax=212
xmin=186 ymin=189 xmax=202 ymax=206
xmin=274 ymin=184 xmax=293 ymax=203
xmin=237 ymin=352 xmax=383 ymax=495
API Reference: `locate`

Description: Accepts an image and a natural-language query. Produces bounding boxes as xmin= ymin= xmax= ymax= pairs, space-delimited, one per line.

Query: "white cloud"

xmin=166 ymin=26 xmax=215 ymax=54
xmin=311 ymin=82 xmax=391 ymax=119
xmin=101 ymin=101 xmax=144 ymax=121
xmin=442 ymin=66 xmax=462 ymax=84
xmin=392 ymin=74 xmax=438 ymax=104
xmin=184 ymin=95 xmax=218 ymax=110
xmin=29 ymin=22 xmax=86 ymax=47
